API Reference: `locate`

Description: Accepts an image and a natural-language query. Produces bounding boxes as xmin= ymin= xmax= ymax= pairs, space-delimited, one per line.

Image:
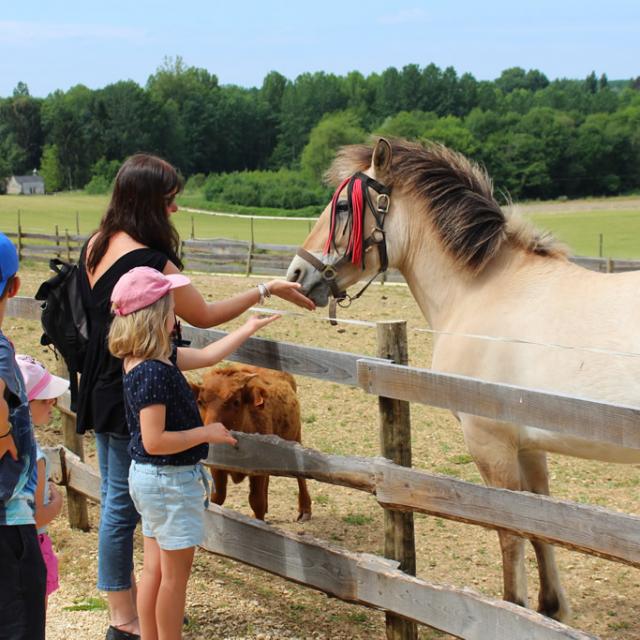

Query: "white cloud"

xmin=0 ymin=21 xmax=145 ymax=44
xmin=378 ymin=8 xmax=428 ymax=25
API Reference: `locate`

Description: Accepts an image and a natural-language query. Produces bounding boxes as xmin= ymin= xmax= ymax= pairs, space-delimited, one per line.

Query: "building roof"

xmin=12 ymin=175 xmax=45 ymax=184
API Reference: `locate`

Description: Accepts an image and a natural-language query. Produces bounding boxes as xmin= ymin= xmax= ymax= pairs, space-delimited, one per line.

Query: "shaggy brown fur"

xmin=326 ymin=139 xmax=568 ymax=274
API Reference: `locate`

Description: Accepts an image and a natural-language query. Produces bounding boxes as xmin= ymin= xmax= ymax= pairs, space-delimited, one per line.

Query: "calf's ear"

xmin=249 ymin=384 xmax=266 ymax=408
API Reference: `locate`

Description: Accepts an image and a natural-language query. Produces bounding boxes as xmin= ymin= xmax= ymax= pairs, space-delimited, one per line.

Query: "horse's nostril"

xmin=293 ymin=269 xmax=302 ymax=282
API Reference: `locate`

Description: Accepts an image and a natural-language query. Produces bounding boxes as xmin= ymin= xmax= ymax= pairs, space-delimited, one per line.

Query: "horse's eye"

xmin=335 ymin=201 xmax=349 ymax=215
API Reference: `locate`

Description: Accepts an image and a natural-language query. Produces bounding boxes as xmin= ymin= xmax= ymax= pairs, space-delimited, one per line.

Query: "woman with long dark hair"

xmin=77 ymin=154 xmax=314 ymax=640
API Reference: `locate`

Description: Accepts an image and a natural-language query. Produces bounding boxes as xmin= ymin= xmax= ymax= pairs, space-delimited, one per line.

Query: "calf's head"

xmin=191 ymin=370 xmax=267 ymax=433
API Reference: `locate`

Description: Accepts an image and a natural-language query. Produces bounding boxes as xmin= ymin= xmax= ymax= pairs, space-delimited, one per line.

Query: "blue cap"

xmin=0 ymin=233 xmax=19 ymax=294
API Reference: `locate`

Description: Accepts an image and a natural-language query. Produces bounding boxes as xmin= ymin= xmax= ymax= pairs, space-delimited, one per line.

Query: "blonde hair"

xmin=108 ymin=294 xmax=173 ymax=361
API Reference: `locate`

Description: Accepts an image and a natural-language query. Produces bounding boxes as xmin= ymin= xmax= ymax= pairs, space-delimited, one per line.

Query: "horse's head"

xmin=287 ymin=138 xmax=403 ymax=307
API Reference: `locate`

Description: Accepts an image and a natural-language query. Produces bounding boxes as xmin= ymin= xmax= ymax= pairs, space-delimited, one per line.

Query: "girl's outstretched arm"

xmin=176 ymin=314 xmax=280 ymax=372
xmin=140 ymin=405 xmax=237 ymax=455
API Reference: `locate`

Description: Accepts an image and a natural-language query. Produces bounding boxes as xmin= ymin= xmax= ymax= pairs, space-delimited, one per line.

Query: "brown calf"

xmin=191 ymin=364 xmax=312 ymax=522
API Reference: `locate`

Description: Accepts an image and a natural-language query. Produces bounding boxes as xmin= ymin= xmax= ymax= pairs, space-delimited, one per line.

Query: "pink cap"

xmin=16 ymin=354 xmax=70 ymax=402
xmin=111 ymin=266 xmax=190 ymax=316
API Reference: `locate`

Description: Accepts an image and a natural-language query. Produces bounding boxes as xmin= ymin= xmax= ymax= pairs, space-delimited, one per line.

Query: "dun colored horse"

xmin=286 ymin=138 xmax=640 ymax=621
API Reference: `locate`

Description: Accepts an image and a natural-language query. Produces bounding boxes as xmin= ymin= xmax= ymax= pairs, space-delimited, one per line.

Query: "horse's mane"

xmin=326 ymin=139 xmax=568 ymax=274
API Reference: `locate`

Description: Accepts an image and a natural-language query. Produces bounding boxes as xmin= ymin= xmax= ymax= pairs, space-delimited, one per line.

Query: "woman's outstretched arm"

xmin=164 ymin=261 xmax=314 ymax=328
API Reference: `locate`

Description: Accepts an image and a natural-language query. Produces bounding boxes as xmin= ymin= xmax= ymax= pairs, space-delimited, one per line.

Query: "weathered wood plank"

xmin=42 ymin=445 xmax=101 ymax=503
xmin=183 ymin=325 xmax=378 ymax=385
xmin=206 ymin=433 xmax=640 ymax=567
xmin=201 ymin=505 xmax=595 ymax=640
xmin=205 ymin=433 xmax=377 ymax=492
xmin=7 ymin=296 xmax=42 ymax=321
xmin=357 ymin=360 xmax=640 ymax=450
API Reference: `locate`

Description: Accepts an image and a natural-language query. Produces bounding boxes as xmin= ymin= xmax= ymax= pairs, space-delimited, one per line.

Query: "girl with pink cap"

xmin=108 ymin=266 xmax=278 ymax=640
xmin=15 ymin=354 xmax=70 ymax=610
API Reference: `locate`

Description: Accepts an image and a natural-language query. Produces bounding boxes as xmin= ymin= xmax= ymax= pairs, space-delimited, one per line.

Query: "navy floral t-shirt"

xmin=123 ymin=350 xmax=207 ymax=466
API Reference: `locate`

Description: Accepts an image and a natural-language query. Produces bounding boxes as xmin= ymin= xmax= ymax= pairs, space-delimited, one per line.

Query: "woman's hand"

xmin=266 ymin=280 xmax=316 ymax=311
xmin=203 ymin=422 xmax=238 ymax=447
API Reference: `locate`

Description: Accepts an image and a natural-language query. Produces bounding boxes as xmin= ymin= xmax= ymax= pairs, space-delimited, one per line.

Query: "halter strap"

xmin=296 ymin=172 xmax=392 ymax=324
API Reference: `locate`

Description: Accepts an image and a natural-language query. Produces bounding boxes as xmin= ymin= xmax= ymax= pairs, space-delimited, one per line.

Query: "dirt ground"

xmin=7 ymin=265 xmax=640 ymax=640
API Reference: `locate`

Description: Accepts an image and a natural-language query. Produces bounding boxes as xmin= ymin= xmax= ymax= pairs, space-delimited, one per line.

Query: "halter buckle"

xmin=376 ymin=193 xmax=390 ymax=213
xmin=322 ymin=265 xmax=337 ymax=281
xmin=337 ymin=294 xmax=352 ymax=308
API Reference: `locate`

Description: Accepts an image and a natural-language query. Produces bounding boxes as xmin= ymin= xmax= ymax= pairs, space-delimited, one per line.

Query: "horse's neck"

xmin=398 ymin=236 xmax=528 ymax=330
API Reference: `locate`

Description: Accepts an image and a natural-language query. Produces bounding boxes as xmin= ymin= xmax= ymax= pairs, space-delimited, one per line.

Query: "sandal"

xmin=105 ymin=624 xmax=140 ymax=640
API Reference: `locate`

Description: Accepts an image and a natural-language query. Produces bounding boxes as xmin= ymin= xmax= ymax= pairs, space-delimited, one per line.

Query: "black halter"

xmin=296 ymin=172 xmax=391 ymax=310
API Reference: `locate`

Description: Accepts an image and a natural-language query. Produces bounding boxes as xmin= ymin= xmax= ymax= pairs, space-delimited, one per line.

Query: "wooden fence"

xmin=5 ymin=228 xmax=640 ymax=278
xmin=10 ymin=296 xmax=640 ymax=639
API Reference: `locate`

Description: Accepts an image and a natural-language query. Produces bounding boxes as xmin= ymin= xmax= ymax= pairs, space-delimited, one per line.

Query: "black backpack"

xmin=35 ymin=258 xmax=89 ymax=411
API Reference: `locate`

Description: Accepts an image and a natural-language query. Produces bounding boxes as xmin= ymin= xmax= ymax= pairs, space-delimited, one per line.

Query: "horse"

xmin=286 ymin=137 xmax=640 ymax=622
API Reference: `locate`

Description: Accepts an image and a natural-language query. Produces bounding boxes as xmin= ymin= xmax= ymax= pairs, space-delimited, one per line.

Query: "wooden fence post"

xmin=17 ymin=210 xmax=23 ymax=260
xmin=56 ymin=361 xmax=90 ymax=531
xmin=55 ymin=225 xmax=61 ymax=259
xmin=191 ymin=215 xmax=195 ymax=240
xmin=245 ymin=216 xmax=254 ymax=277
xmin=607 ymin=257 xmax=614 ymax=273
xmin=65 ymin=229 xmax=71 ymax=262
xmin=376 ymin=320 xmax=417 ymax=640
xmin=75 ymin=211 xmax=80 ymax=236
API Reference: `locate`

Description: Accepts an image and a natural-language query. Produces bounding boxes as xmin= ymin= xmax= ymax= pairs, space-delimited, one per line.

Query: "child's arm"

xmin=176 ymin=314 xmax=280 ymax=372
xmin=0 ymin=380 xmax=18 ymax=461
xmin=34 ymin=458 xmax=63 ymax=529
xmin=140 ymin=404 xmax=237 ymax=455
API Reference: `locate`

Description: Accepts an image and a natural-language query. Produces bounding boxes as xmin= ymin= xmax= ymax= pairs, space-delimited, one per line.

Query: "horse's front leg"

xmin=461 ymin=416 xmax=529 ymax=609
xmin=519 ymin=450 xmax=571 ymax=621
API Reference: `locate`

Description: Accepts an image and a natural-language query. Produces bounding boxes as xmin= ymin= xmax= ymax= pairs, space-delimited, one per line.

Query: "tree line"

xmin=1 ymin=57 xmax=639 ymax=207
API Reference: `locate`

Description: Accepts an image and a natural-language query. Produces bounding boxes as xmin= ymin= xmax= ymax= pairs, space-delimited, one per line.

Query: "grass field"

xmin=1 ymin=193 xmax=640 ymax=257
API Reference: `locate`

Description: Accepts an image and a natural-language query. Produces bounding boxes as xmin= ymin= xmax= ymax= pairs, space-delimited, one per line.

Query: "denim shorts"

xmin=129 ymin=461 xmax=207 ymax=550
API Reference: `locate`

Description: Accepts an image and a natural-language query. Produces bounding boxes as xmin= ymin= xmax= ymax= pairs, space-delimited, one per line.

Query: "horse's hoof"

xmin=538 ymin=596 xmax=571 ymax=623
xmin=297 ymin=512 xmax=312 ymax=523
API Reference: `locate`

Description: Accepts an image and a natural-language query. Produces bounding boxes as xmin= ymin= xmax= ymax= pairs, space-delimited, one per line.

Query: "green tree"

xmin=300 ymin=111 xmax=366 ymax=180
xmin=39 ymin=144 xmax=65 ymax=192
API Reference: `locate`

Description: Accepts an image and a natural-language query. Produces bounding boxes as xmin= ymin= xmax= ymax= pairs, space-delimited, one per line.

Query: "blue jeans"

xmin=95 ymin=432 xmax=139 ymax=591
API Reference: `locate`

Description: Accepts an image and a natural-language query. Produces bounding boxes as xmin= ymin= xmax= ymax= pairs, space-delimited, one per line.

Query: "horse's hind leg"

xmin=462 ymin=418 xmax=529 ymax=609
xmin=519 ymin=450 xmax=571 ymax=621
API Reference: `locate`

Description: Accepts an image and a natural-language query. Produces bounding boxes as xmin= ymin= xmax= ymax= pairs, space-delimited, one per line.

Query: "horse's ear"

xmin=372 ymin=138 xmax=392 ymax=176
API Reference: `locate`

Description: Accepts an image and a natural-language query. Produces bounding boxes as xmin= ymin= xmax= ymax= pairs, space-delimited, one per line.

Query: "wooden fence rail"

xmin=43 ymin=444 xmax=595 ymax=640
xmin=5 ymin=230 xmax=640 ymax=278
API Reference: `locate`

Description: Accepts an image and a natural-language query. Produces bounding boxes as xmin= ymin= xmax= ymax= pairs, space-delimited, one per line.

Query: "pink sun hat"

xmin=111 ymin=266 xmax=191 ymax=316
xmin=16 ymin=354 xmax=70 ymax=402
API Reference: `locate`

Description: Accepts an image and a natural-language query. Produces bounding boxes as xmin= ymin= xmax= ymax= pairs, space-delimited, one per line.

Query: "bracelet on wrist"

xmin=256 ymin=283 xmax=271 ymax=305
xmin=0 ymin=425 xmax=13 ymax=438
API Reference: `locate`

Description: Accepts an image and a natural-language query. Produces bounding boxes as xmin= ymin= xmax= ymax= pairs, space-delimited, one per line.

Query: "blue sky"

xmin=1 ymin=0 xmax=638 ymax=97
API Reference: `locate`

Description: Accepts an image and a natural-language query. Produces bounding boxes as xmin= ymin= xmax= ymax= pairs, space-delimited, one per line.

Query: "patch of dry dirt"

xmin=8 ymin=266 xmax=640 ymax=639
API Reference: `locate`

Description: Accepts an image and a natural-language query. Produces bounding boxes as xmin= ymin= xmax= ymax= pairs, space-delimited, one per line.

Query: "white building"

xmin=6 ymin=171 xmax=45 ymax=195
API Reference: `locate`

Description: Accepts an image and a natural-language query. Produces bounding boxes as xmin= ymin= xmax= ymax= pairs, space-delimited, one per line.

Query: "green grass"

xmin=0 ymin=193 xmax=316 ymax=246
xmin=2 ymin=193 xmax=640 ymax=257
xmin=528 ymin=209 xmax=640 ymax=259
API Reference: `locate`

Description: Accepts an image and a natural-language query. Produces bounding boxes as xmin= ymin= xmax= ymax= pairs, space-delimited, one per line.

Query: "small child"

xmin=108 ymin=266 xmax=278 ymax=640
xmin=16 ymin=354 xmax=69 ymax=608
xmin=0 ymin=232 xmax=47 ymax=640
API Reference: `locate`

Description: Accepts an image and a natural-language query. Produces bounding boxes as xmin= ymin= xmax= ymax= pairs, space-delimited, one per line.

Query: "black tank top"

xmin=76 ymin=246 xmax=168 ymax=435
